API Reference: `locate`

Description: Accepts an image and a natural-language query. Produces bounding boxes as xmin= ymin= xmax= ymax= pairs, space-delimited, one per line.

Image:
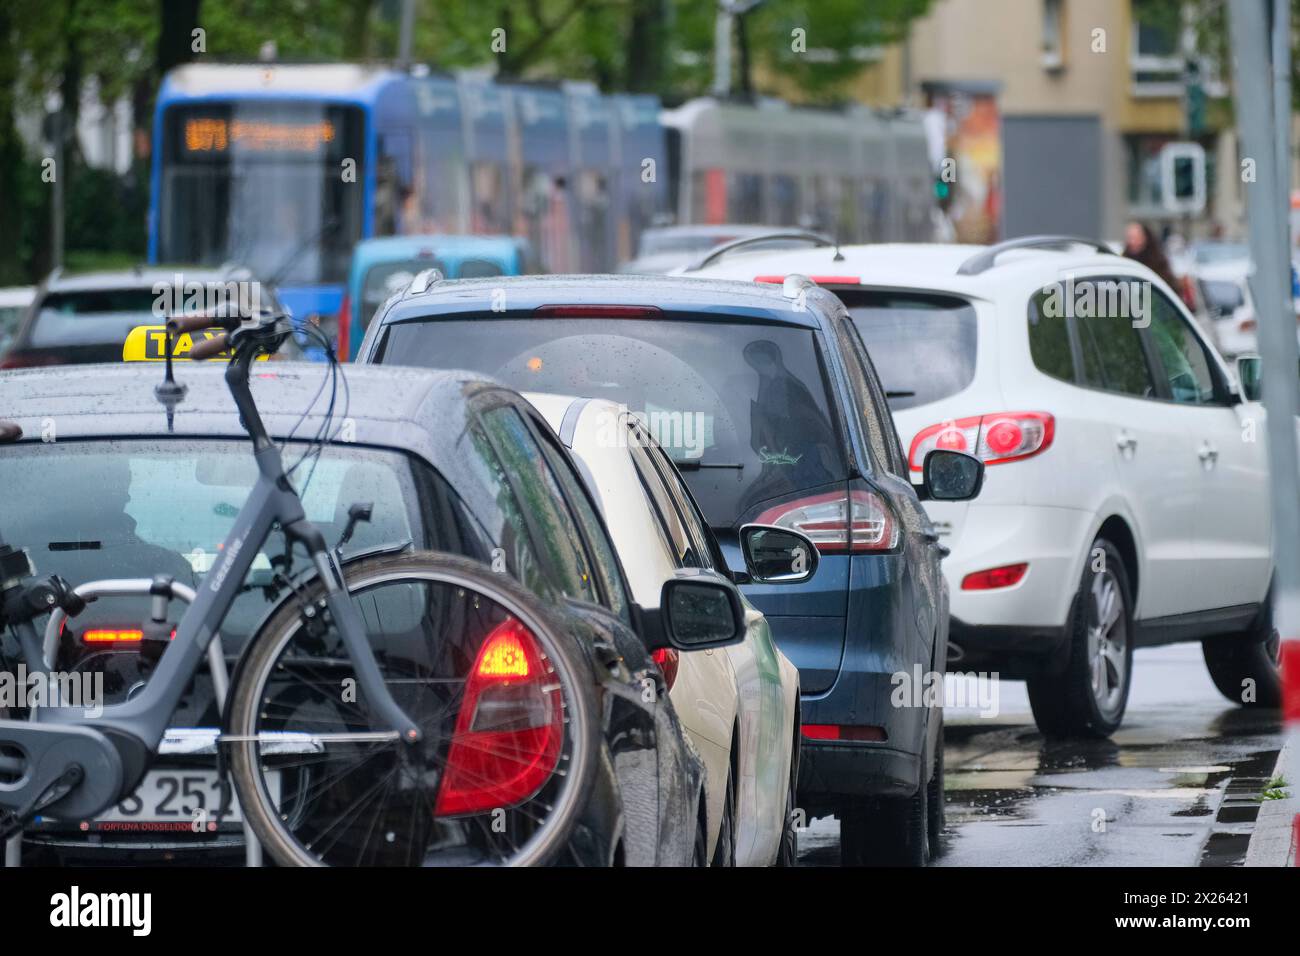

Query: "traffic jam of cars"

xmin=1 ymin=5 xmax=1298 ymax=900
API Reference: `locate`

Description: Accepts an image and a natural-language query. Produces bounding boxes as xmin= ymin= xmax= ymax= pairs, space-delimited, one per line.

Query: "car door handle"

xmin=1198 ymin=442 xmax=1219 ymax=466
xmin=1116 ymin=433 xmax=1138 ymax=453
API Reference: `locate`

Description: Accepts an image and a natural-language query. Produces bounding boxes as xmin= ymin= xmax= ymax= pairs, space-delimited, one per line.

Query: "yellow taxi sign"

xmin=122 ymin=325 xmax=268 ymax=362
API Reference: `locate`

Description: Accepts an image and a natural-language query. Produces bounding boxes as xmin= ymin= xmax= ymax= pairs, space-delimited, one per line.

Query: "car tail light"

xmin=755 ymin=488 xmax=898 ymax=554
xmin=651 ymin=647 xmax=679 ymax=691
xmin=533 ymin=305 xmax=661 ymax=318
xmin=0 ymin=353 xmax=63 ymax=370
xmin=802 ymin=724 xmax=887 ymax=742
xmin=961 ymin=563 xmax=1029 ymax=591
xmin=83 ymin=628 xmax=145 ymax=645
xmin=1239 ymin=317 xmax=1257 ymax=332
xmin=434 ymin=617 xmax=563 ymax=817
xmin=336 ymin=293 xmax=351 ymax=361
xmin=908 ymin=412 xmax=1054 ymax=471
xmin=754 ymin=275 xmax=861 ymax=285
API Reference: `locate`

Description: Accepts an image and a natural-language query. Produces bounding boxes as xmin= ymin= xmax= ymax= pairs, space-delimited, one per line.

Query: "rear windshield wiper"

xmin=670 ymin=460 xmax=744 ymax=471
xmin=886 ymin=390 xmax=916 ymax=399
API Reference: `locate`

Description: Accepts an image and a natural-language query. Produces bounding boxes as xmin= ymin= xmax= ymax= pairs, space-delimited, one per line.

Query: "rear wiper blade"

xmin=886 ymin=390 xmax=916 ymax=398
xmin=670 ymin=460 xmax=744 ymax=471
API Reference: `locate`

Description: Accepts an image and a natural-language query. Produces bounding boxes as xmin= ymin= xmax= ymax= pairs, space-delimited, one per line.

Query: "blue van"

xmin=338 ymin=235 xmax=532 ymax=360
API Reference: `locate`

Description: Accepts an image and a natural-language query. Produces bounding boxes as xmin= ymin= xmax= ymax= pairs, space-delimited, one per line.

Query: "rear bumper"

xmin=798 ymin=740 xmax=920 ymax=813
xmin=942 ymin=503 xmax=1092 ymax=629
xmin=947 ymin=617 xmax=1070 ymax=677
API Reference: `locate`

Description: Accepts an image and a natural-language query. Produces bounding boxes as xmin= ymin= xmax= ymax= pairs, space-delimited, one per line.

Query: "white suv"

xmin=690 ymin=235 xmax=1279 ymax=737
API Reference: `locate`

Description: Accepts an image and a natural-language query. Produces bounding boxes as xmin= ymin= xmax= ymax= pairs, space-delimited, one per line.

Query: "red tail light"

xmin=434 ymin=617 xmax=563 ymax=817
xmin=961 ymin=563 xmax=1029 ymax=590
xmin=336 ymin=293 xmax=351 ymax=361
xmin=651 ymin=647 xmax=680 ymax=691
xmin=754 ymin=275 xmax=861 ymax=285
xmin=908 ymin=412 xmax=1054 ymax=471
xmin=533 ymin=305 xmax=661 ymax=318
xmin=755 ymin=488 xmax=898 ymax=554
xmin=802 ymin=724 xmax=887 ymax=741
xmin=0 ymin=353 xmax=63 ymax=370
xmin=83 ymin=628 xmax=145 ymax=645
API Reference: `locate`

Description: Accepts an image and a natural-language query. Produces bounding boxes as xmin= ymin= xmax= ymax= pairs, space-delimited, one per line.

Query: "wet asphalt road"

xmin=797 ymin=643 xmax=1284 ymax=867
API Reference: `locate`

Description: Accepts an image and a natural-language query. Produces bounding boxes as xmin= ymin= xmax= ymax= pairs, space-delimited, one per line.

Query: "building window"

xmin=1042 ymin=0 xmax=1064 ymax=70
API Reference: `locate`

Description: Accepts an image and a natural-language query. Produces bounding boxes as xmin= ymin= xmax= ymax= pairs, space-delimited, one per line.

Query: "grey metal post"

xmin=1272 ymin=0 xmax=1291 ymax=247
xmin=1229 ymin=1 xmax=1300 ymax=827
xmin=397 ymin=0 xmax=416 ymax=69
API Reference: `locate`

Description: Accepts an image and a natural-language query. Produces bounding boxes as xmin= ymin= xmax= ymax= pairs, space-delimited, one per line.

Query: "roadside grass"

xmin=1258 ymin=775 xmax=1290 ymax=801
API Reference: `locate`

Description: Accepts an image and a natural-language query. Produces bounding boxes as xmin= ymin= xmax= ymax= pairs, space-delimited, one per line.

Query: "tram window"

xmin=771 ymin=174 xmax=800 ymax=227
xmin=471 ymin=162 xmax=508 ymax=234
xmin=728 ymin=173 xmax=765 ymax=224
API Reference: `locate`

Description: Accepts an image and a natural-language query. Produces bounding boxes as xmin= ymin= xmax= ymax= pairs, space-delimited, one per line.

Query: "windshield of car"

xmin=378 ymin=316 xmax=847 ymax=527
xmin=0 ymin=439 xmax=439 ymax=651
xmin=835 ymin=290 xmax=978 ymax=410
xmin=1192 ymin=242 xmax=1250 ymax=265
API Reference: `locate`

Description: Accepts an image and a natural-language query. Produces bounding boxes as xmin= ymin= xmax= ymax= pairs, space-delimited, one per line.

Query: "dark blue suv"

xmin=357 ymin=273 xmax=984 ymax=865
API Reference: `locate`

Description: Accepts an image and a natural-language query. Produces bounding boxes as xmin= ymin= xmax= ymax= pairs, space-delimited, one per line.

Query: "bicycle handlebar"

xmin=168 ymin=313 xmax=225 ymax=334
xmin=188 ymin=333 xmax=230 ymax=360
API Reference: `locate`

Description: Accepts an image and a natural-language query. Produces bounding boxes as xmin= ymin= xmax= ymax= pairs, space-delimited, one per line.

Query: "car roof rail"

xmin=956 ymin=235 xmax=1115 ymax=276
xmin=683 ymin=230 xmax=843 ymax=272
xmin=407 ymin=267 xmax=444 ymax=296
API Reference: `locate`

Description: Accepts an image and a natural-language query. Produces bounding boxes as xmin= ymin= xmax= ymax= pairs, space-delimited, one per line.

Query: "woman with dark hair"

xmin=1123 ymin=220 xmax=1180 ymax=291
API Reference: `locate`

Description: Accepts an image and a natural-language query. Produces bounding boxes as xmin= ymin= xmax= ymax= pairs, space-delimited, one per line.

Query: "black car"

xmin=356 ymin=273 xmax=984 ymax=865
xmin=0 ymin=266 xmax=287 ymax=370
xmin=0 ymin=363 xmax=709 ymax=865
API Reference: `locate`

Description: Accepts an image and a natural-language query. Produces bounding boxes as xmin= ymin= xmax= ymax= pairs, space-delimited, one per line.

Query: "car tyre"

xmin=1027 ymin=537 xmax=1134 ymax=739
xmin=925 ymin=713 xmax=945 ymax=860
xmin=775 ymin=734 xmax=800 ymax=866
xmin=711 ymin=768 xmax=737 ymax=867
xmin=839 ymin=780 xmax=928 ymax=867
xmin=1202 ymin=598 xmax=1282 ymax=708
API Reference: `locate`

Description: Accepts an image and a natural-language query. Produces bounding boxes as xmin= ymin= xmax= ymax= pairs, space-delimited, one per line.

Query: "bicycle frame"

xmin=1 ymin=336 xmax=422 ymax=824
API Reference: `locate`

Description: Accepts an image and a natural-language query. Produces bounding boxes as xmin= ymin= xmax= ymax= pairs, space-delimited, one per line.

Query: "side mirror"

xmin=738 ymin=524 xmax=819 ymax=585
xmin=657 ymin=570 xmax=746 ymax=651
xmin=914 ymin=449 xmax=984 ymax=502
xmin=1236 ymin=354 xmax=1262 ymax=402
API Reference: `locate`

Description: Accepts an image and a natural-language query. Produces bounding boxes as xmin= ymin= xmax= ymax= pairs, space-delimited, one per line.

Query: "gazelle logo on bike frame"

xmin=49 ymin=886 xmax=151 ymax=936
xmin=208 ymin=533 xmax=246 ymax=593
xmin=0 ymin=665 xmax=103 ymax=717
xmin=151 ymin=274 xmax=263 ymax=324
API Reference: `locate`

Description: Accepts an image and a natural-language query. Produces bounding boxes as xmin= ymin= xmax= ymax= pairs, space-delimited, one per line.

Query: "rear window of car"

xmin=376 ymin=316 xmax=847 ymax=528
xmin=0 ymin=438 xmax=487 ymax=652
xmin=28 ymin=289 xmax=159 ymax=348
xmin=834 ymin=290 xmax=978 ymax=410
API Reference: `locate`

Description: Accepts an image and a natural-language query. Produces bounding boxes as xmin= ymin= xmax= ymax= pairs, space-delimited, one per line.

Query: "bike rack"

xmin=3 ymin=578 xmax=263 ymax=867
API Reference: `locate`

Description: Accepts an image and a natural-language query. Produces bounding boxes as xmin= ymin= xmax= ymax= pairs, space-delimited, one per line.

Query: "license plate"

xmin=95 ymin=769 xmax=278 ymax=829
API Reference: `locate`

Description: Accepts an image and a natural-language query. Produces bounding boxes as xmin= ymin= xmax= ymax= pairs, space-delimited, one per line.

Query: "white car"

xmin=690 ymin=236 xmax=1279 ymax=737
xmin=527 ymin=393 xmax=805 ymax=865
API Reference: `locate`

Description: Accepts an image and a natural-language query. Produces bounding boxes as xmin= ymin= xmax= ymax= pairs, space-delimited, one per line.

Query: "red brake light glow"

xmin=533 ymin=305 xmax=661 ymax=318
xmin=434 ymin=617 xmax=562 ymax=818
xmin=83 ymin=628 xmax=145 ymax=645
xmin=802 ymin=724 xmax=887 ymax=742
xmin=961 ymin=563 xmax=1029 ymax=591
xmin=755 ymin=488 xmax=898 ymax=554
xmin=651 ymin=647 xmax=680 ymax=691
xmin=754 ymin=275 xmax=861 ymax=285
xmin=336 ymin=293 xmax=351 ymax=362
xmin=908 ymin=412 xmax=1054 ymax=471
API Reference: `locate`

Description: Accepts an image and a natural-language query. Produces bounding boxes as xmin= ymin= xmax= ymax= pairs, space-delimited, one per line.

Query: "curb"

xmin=1244 ymin=734 xmax=1298 ymax=867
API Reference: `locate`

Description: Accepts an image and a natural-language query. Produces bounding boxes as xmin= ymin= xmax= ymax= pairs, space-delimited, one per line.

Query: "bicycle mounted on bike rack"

xmin=0 ymin=309 xmax=424 ymax=841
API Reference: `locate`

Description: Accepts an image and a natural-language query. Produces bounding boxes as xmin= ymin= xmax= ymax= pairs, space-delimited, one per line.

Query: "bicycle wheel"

xmin=227 ymin=551 xmax=598 ymax=866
